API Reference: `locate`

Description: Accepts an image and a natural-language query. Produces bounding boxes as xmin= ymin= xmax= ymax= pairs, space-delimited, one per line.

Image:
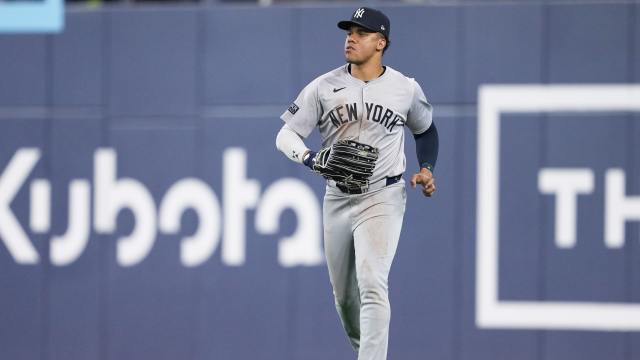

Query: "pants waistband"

xmin=331 ymin=174 xmax=403 ymax=195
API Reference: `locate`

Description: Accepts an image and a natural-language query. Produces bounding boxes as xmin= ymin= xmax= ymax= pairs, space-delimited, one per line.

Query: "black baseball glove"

xmin=304 ymin=139 xmax=379 ymax=193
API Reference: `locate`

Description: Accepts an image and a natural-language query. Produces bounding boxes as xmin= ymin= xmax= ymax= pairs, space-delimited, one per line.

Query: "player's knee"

xmin=359 ymin=286 xmax=388 ymax=306
xmin=359 ymin=286 xmax=391 ymax=325
xmin=357 ymin=275 xmax=389 ymax=305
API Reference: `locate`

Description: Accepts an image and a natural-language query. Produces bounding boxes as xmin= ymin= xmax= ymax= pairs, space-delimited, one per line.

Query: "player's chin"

xmin=345 ymin=57 xmax=363 ymax=65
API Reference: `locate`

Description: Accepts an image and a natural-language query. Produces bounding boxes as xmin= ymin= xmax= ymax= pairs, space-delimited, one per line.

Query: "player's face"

xmin=344 ymin=26 xmax=386 ymax=65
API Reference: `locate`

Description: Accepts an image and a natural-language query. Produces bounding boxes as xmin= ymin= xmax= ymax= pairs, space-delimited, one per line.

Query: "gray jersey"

xmin=281 ymin=64 xmax=433 ymax=185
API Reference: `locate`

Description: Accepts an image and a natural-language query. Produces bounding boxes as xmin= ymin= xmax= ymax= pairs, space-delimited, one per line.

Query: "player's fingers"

xmin=415 ymin=174 xmax=429 ymax=186
xmin=410 ymin=174 xmax=418 ymax=188
xmin=423 ymin=182 xmax=436 ymax=197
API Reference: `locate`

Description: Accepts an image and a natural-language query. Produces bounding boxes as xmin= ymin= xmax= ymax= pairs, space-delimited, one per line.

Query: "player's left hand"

xmin=410 ymin=167 xmax=436 ymax=197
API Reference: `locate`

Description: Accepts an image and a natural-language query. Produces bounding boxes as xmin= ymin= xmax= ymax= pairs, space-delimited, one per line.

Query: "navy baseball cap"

xmin=337 ymin=7 xmax=390 ymax=41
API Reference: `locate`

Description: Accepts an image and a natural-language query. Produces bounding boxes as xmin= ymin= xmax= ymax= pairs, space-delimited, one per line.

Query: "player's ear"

xmin=377 ymin=36 xmax=386 ymax=52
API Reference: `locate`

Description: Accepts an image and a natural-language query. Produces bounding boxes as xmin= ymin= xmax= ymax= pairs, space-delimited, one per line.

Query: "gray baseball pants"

xmin=323 ymin=179 xmax=406 ymax=360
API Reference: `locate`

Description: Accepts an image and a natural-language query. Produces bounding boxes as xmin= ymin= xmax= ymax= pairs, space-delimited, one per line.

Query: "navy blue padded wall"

xmin=547 ymin=3 xmax=632 ymax=83
xmin=0 ymin=36 xmax=48 ymax=106
xmin=543 ymin=4 xmax=634 ymax=360
xmin=204 ymin=8 xmax=295 ymax=106
xmin=498 ymin=115 xmax=544 ymax=302
xmin=108 ymin=9 xmax=198 ymax=117
xmin=542 ymin=114 xmax=629 ymax=303
xmin=636 ymin=4 xmax=640 ymax=84
xmin=633 ymin=111 xmax=640 ymax=360
xmin=0 ymin=119 xmax=47 ymax=360
xmin=541 ymin=114 xmax=630 ymax=360
xmin=462 ymin=4 xmax=544 ymax=102
xmin=52 ymin=13 xmax=104 ymax=106
xmin=196 ymin=117 xmax=293 ymax=360
xmin=458 ymin=115 xmax=540 ymax=360
xmin=47 ymin=117 xmax=103 ymax=360
xmin=457 ymin=5 xmax=546 ymax=359
xmin=105 ymin=119 xmax=200 ymax=360
xmin=383 ymin=5 xmax=459 ymax=104
xmin=0 ymin=3 xmax=638 ymax=360
xmin=633 ymin=6 xmax=640 ymax=347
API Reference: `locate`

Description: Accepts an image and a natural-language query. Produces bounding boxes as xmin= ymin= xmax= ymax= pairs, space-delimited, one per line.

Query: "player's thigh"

xmin=323 ymin=192 xmax=356 ymax=286
xmin=353 ymin=184 xmax=406 ymax=276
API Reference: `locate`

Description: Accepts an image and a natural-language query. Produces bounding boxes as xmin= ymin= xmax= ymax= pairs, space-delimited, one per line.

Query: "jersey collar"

xmin=345 ymin=63 xmax=388 ymax=85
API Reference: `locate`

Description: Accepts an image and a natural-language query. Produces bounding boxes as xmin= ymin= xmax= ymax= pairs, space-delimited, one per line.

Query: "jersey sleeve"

xmin=280 ymin=79 xmax=322 ymax=138
xmin=406 ymin=80 xmax=433 ymax=135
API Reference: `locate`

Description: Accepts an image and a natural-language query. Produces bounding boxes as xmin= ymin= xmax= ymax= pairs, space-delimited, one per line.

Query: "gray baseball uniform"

xmin=280 ymin=63 xmax=433 ymax=360
xmin=282 ymin=65 xmax=432 ymax=184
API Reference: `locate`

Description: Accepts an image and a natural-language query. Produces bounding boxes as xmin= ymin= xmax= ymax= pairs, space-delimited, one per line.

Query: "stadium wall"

xmin=0 ymin=3 xmax=639 ymax=359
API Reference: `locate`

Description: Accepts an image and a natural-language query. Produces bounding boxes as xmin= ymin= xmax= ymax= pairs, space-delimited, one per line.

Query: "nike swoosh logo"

xmin=333 ymin=87 xmax=346 ymax=93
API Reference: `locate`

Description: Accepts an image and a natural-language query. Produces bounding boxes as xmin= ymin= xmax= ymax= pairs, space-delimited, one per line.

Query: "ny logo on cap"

xmin=354 ymin=8 xmax=365 ymax=19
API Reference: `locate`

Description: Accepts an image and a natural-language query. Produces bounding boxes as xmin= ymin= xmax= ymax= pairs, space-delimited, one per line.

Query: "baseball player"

xmin=275 ymin=7 xmax=438 ymax=360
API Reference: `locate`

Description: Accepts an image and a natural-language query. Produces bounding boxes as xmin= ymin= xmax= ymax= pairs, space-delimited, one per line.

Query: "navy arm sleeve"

xmin=413 ymin=122 xmax=439 ymax=172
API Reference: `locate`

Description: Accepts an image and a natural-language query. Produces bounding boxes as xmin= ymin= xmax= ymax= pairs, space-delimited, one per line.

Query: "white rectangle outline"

xmin=476 ymin=84 xmax=640 ymax=331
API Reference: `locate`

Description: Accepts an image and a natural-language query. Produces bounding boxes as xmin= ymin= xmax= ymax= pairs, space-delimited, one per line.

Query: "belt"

xmin=334 ymin=174 xmax=403 ymax=195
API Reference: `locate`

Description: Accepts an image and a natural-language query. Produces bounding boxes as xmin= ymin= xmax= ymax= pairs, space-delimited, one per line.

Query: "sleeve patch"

xmin=288 ymin=103 xmax=300 ymax=115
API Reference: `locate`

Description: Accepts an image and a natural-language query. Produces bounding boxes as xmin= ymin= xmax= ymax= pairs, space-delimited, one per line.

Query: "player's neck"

xmin=349 ymin=60 xmax=384 ymax=82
